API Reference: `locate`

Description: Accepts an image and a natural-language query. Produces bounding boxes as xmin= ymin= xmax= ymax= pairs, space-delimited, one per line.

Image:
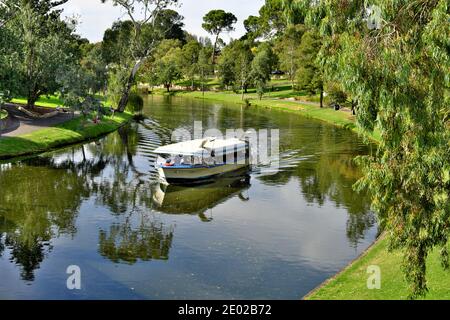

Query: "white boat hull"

xmin=158 ymin=164 xmax=249 ymax=184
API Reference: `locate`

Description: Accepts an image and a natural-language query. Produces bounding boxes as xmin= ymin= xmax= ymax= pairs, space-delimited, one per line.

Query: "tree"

xmin=197 ymin=46 xmax=213 ymax=96
xmin=243 ymin=15 xmax=261 ymax=41
xmin=296 ymin=29 xmax=324 ymax=107
xmin=275 ymin=24 xmax=306 ymax=88
xmin=251 ymin=43 xmax=277 ymax=100
xmin=234 ymin=41 xmax=254 ymax=100
xmin=101 ymin=0 xmax=179 ymax=112
xmin=155 ymin=56 xmax=182 ymax=92
xmin=8 ymin=0 xmax=78 ymax=108
xmin=0 ymin=0 xmax=21 ymax=105
xmin=281 ymin=0 xmax=306 ymax=26
xmin=257 ymin=0 xmax=286 ymax=38
xmin=218 ymin=48 xmax=237 ymax=90
xmin=153 ymin=9 xmax=186 ymax=43
xmin=150 ymin=39 xmax=183 ymax=92
xmin=305 ymin=0 xmax=450 ymax=298
xmin=180 ymin=39 xmax=201 ymax=90
xmin=202 ymin=9 xmax=237 ymax=65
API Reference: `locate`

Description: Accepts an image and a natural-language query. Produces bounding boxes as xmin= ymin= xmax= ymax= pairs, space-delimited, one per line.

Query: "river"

xmin=0 ymin=95 xmax=377 ymax=299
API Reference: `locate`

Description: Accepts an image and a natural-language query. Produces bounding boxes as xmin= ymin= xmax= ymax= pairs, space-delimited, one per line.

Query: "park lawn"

xmin=11 ymin=95 xmax=63 ymax=108
xmin=1 ymin=110 xmax=7 ymax=120
xmin=306 ymin=236 xmax=450 ymax=300
xmin=181 ymin=90 xmax=380 ymax=142
xmin=0 ymin=110 xmax=132 ymax=160
xmin=11 ymin=94 xmax=108 ymax=108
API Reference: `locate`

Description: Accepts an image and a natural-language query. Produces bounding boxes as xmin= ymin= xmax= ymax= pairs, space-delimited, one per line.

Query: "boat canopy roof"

xmin=153 ymin=137 xmax=246 ymax=156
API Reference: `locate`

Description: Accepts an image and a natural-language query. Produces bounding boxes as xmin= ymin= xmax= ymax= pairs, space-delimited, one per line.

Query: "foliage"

xmin=154 ymin=9 xmax=186 ymax=43
xmin=126 ymin=90 xmax=144 ymax=114
xmin=4 ymin=1 xmax=80 ymax=107
xmin=326 ymin=82 xmax=347 ymax=106
xmin=304 ymin=0 xmax=450 ymax=298
xmin=101 ymin=0 xmax=179 ymax=111
xmin=251 ymin=43 xmax=277 ymax=99
xmin=296 ymin=29 xmax=323 ymax=96
xmin=274 ymin=24 xmax=306 ymax=86
xmin=202 ymin=9 xmax=237 ymax=64
xmin=180 ymin=39 xmax=201 ymax=89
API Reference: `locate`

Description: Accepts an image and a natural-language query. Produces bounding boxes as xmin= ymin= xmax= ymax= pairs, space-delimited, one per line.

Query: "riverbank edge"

xmin=175 ymin=91 xmax=381 ymax=143
xmin=0 ymin=111 xmax=133 ymax=160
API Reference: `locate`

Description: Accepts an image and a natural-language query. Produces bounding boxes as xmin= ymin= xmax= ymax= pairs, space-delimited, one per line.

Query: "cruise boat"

xmin=153 ymin=137 xmax=250 ymax=184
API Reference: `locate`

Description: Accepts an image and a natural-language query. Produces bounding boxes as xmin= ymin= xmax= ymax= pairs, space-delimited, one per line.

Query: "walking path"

xmin=0 ymin=113 xmax=77 ymax=137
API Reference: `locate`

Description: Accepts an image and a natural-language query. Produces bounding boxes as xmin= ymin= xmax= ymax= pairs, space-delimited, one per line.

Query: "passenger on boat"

xmin=174 ymin=154 xmax=185 ymax=166
xmin=164 ymin=159 xmax=174 ymax=167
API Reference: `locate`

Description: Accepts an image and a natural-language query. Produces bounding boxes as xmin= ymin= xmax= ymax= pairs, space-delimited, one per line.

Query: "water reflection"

xmin=0 ymin=159 xmax=86 ymax=280
xmin=152 ymin=175 xmax=251 ymax=220
xmin=0 ymin=96 xmax=377 ymax=299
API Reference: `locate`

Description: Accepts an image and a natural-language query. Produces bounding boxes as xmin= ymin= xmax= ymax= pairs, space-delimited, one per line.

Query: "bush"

xmin=326 ymin=83 xmax=348 ymax=105
xmin=126 ymin=91 xmax=144 ymax=114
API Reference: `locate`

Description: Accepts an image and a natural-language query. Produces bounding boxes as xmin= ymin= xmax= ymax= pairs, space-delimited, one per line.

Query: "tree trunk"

xmin=320 ymin=88 xmax=324 ymax=108
xmin=211 ymin=33 xmax=219 ymax=65
xmin=27 ymin=87 xmax=40 ymax=109
xmin=116 ymin=59 xmax=144 ymax=113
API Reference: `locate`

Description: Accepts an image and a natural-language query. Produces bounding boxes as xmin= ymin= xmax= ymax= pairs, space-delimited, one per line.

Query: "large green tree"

xmin=251 ymin=43 xmax=277 ymax=100
xmin=202 ymin=9 xmax=237 ymax=64
xmin=101 ymin=0 xmax=179 ymax=112
xmin=274 ymin=24 xmax=306 ymax=88
xmin=6 ymin=0 xmax=80 ymax=108
xmin=296 ymin=29 xmax=324 ymax=107
xmin=305 ymin=0 xmax=449 ymax=298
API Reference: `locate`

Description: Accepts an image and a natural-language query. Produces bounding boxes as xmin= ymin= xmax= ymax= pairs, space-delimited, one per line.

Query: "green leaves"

xmin=308 ymin=0 xmax=450 ymax=298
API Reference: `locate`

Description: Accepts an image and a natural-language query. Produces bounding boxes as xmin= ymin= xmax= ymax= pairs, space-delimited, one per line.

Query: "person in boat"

xmin=164 ymin=159 xmax=174 ymax=167
xmin=173 ymin=154 xmax=187 ymax=166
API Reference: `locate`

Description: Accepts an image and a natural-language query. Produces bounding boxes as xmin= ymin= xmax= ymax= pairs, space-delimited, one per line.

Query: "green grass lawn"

xmin=11 ymin=96 xmax=63 ymax=108
xmin=0 ymin=110 xmax=132 ymax=160
xmin=306 ymin=236 xmax=450 ymax=300
xmin=1 ymin=110 xmax=8 ymax=120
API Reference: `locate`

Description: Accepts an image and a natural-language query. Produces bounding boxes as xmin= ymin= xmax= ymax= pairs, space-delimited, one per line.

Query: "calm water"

xmin=0 ymin=96 xmax=377 ymax=299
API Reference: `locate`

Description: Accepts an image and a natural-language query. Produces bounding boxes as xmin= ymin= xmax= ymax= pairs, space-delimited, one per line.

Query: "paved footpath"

xmin=0 ymin=113 xmax=77 ymax=137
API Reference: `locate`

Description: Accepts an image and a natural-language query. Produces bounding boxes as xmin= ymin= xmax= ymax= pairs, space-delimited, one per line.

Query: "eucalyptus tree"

xmin=251 ymin=43 xmax=277 ymax=100
xmin=202 ymin=9 xmax=237 ymax=65
xmin=274 ymin=24 xmax=306 ymax=88
xmin=180 ymin=39 xmax=201 ymax=90
xmin=100 ymin=0 xmax=179 ymax=112
xmin=304 ymin=0 xmax=450 ymax=298
xmin=257 ymin=0 xmax=286 ymax=37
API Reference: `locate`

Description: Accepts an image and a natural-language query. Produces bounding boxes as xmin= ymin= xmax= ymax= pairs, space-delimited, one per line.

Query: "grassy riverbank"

xmin=179 ymin=90 xmax=381 ymax=142
xmin=0 ymin=96 xmax=132 ymax=160
xmin=305 ymin=236 xmax=450 ymax=300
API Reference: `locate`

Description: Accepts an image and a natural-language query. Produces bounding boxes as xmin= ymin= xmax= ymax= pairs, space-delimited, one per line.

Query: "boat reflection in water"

xmin=151 ymin=173 xmax=251 ymax=222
